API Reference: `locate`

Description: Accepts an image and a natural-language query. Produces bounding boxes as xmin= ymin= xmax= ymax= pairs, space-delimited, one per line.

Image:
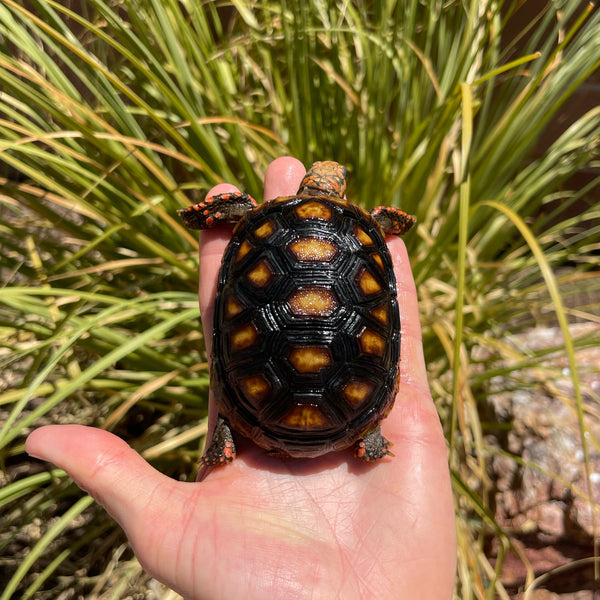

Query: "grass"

xmin=0 ymin=0 xmax=599 ymax=597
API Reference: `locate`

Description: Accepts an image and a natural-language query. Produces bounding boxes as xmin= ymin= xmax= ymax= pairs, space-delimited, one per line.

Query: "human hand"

xmin=26 ymin=157 xmax=456 ymax=599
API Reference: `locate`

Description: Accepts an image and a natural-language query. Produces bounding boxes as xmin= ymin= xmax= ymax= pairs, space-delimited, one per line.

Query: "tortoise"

xmin=179 ymin=161 xmax=415 ymax=465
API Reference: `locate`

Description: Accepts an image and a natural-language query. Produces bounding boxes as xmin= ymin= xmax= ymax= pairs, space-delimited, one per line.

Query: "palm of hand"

xmin=26 ymin=157 xmax=456 ymax=600
xmin=163 ymin=407 xmax=454 ymax=599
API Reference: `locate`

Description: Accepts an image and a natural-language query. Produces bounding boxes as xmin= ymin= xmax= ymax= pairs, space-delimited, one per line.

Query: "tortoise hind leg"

xmin=200 ymin=416 xmax=237 ymax=467
xmin=371 ymin=206 xmax=416 ymax=236
xmin=354 ymin=426 xmax=394 ymax=461
xmin=178 ymin=192 xmax=257 ymax=230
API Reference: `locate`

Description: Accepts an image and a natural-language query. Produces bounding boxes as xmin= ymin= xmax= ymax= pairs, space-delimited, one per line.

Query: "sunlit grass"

xmin=0 ymin=0 xmax=599 ymax=597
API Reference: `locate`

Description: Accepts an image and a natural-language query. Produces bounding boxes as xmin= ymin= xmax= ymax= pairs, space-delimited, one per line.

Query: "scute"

xmin=211 ymin=195 xmax=400 ymax=457
xmin=281 ymin=404 xmax=333 ymax=430
xmin=288 ymin=237 xmax=338 ymax=262
xmin=287 ymin=287 xmax=338 ymax=317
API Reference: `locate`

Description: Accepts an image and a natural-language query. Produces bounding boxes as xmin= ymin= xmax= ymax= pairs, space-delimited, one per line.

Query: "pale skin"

xmin=26 ymin=157 xmax=457 ymax=599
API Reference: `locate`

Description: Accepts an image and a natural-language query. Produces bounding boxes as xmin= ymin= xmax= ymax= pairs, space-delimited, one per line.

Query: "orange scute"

xmin=239 ymin=375 xmax=271 ymax=405
xmin=288 ymin=288 xmax=338 ymax=317
xmin=342 ymin=379 xmax=375 ymax=407
xmin=358 ymin=329 xmax=386 ymax=357
xmin=288 ymin=237 xmax=338 ymax=262
xmin=357 ymin=268 xmax=382 ymax=295
xmin=230 ymin=323 xmax=259 ymax=351
xmin=288 ymin=346 xmax=332 ymax=373
xmin=246 ymin=260 xmax=274 ymax=287
xmin=281 ymin=404 xmax=332 ymax=430
xmin=294 ymin=201 xmax=332 ymax=220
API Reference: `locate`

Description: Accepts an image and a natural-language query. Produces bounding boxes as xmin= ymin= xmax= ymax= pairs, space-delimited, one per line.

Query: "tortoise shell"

xmin=211 ymin=192 xmax=400 ymax=458
xmin=179 ymin=161 xmax=416 ymax=463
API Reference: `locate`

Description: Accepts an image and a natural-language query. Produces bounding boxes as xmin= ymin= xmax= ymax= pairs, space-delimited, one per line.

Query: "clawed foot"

xmin=200 ymin=417 xmax=237 ymax=467
xmin=354 ymin=427 xmax=394 ymax=462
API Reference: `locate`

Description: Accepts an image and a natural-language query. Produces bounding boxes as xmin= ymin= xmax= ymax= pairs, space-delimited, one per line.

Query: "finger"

xmin=198 ymin=184 xmax=241 ymax=345
xmin=263 ymin=156 xmax=305 ymax=200
xmin=25 ymin=425 xmax=176 ymax=529
xmin=388 ymin=236 xmax=428 ymax=389
xmin=196 ymin=185 xmax=240 ymax=477
xmin=386 ymin=236 xmax=442 ymax=433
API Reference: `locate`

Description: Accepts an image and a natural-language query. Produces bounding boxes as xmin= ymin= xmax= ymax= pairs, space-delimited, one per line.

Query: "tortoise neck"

xmin=297 ymin=183 xmax=346 ymax=199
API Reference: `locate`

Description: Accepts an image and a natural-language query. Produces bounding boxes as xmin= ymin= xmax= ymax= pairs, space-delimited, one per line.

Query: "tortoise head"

xmin=297 ymin=161 xmax=347 ymax=199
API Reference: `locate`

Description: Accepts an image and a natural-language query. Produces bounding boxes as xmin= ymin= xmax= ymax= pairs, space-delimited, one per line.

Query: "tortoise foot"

xmin=354 ymin=427 xmax=394 ymax=461
xmin=200 ymin=417 xmax=237 ymax=467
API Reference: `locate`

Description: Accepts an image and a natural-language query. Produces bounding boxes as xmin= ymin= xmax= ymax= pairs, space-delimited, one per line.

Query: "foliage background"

xmin=0 ymin=0 xmax=599 ymax=598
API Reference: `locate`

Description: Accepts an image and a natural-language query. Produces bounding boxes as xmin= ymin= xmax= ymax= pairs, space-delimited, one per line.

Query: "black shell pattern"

xmin=211 ymin=194 xmax=400 ymax=457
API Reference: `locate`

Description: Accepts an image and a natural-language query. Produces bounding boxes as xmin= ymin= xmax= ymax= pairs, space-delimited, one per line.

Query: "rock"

xmin=484 ymin=323 xmax=600 ymax=596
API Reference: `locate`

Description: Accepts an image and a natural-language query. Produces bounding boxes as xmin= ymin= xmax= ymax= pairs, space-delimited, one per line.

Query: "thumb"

xmin=25 ymin=425 xmax=176 ymax=530
xmin=26 ymin=425 xmax=212 ymax=597
xmin=25 ymin=425 xmax=227 ymax=597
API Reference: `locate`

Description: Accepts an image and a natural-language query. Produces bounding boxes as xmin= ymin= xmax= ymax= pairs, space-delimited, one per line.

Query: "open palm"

xmin=27 ymin=157 xmax=456 ymax=599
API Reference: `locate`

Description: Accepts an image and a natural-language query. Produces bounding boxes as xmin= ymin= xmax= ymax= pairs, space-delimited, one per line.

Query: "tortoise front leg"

xmin=178 ymin=192 xmax=257 ymax=230
xmin=371 ymin=206 xmax=416 ymax=236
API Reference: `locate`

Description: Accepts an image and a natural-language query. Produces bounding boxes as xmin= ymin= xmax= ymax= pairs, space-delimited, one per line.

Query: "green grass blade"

xmin=1 ymin=495 xmax=95 ymax=600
